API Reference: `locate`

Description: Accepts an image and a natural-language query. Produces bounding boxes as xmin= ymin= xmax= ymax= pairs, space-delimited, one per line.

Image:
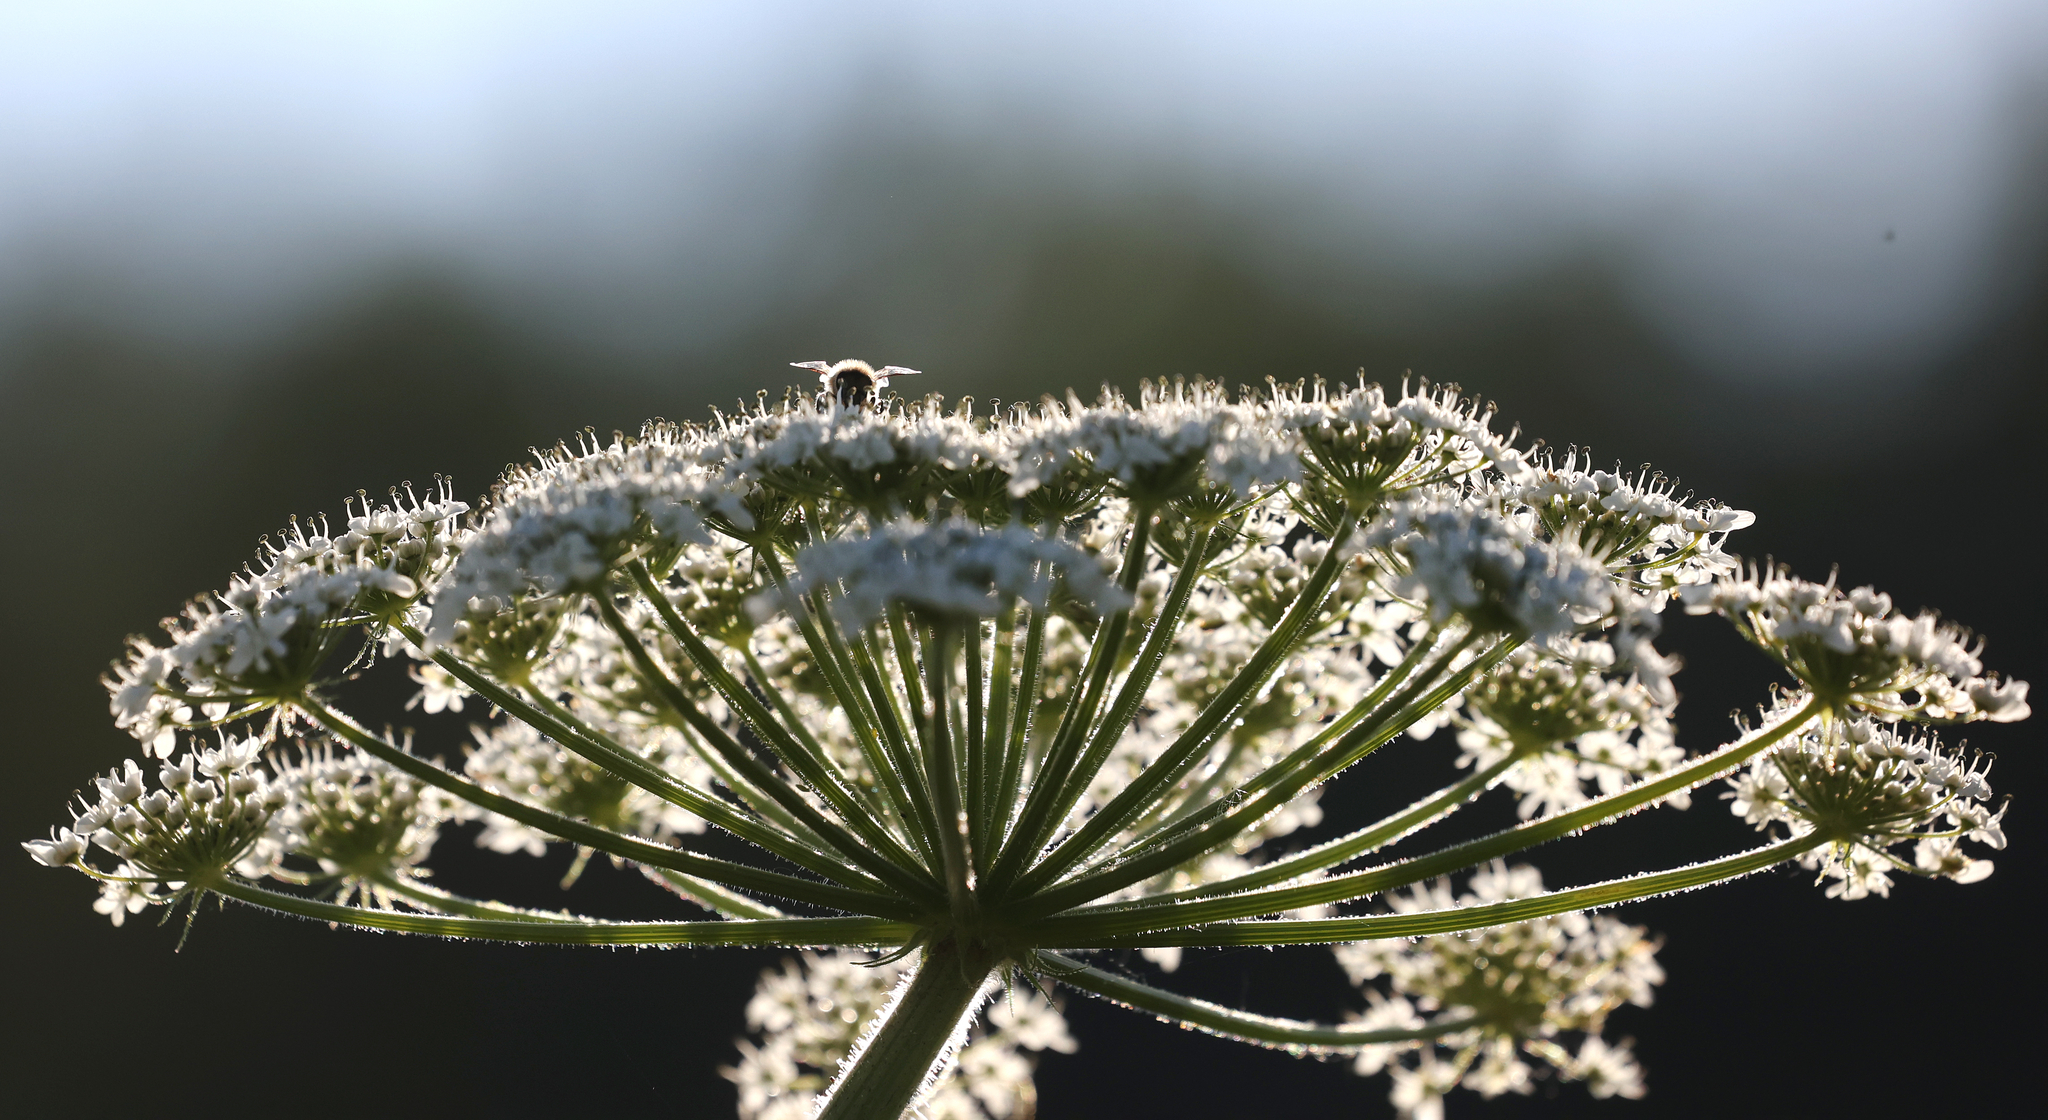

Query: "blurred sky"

xmin=3 ymin=0 xmax=2045 ymax=376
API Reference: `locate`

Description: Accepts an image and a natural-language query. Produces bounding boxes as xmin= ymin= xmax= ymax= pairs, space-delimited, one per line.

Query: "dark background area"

xmin=4 ymin=6 xmax=2044 ymax=1118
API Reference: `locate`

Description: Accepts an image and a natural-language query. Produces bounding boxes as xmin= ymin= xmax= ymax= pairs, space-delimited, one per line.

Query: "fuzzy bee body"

xmin=792 ymin=359 xmax=920 ymax=409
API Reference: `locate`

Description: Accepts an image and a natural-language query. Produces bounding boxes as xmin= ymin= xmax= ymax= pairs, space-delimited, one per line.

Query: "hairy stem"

xmin=595 ymin=594 xmax=945 ymax=904
xmin=1042 ymin=833 xmax=1827 ymax=946
xmin=814 ymin=938 xmax=998 ymax=1120
xmin=1015 ymin=512 xmax=1360 ymax=899
xmin=1091 ymin=693 xmax=1829 ymax=927
xmin=627 ymin=565 xmax=929 ymax=879
xmin=212 ymin=877 xmax=914 ymax=947
xmin=986 ymin=505 xmax=1156 ymax=895
xmin=1082 ymin=753 xmax=1521 ymax=916
xmin=1036 ymin=951 xmax=1481 ymax=1050
xmin=296 ymin=695 xmax=913 ymax=916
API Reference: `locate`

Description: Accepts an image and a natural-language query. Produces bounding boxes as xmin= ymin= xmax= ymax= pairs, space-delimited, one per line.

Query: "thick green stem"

xmin=517 ymin=686 xmax=850 ymax=881
xmin=398 ymin=622 xmax=848 ymax=881
xmin=1016 ymin=522 xmax=1217 ymax=890
xmin=964 ymin=614 xmax=990 ymax=875
xmin=759 ymin=550 xmax=938 ymax=862
xmin=627 ymin=566 xmax=929 ymax=879
xmin=1016 ymin=630 xmax=1504 ymax=919
xmin=644 ymin=869 xmax=791 ymax=921
xmin=662 ymin=715 xmax=842 ymax=855
xmin=798 ymin=572 xmax=945 ymax=863
xmin=1119 ymin=625 xmax=1444 ymax=850
xmin=979 ymin=599 xmax=1017 ymax=855
xmin=886 ymin=605 xmax=932 ymax=751
xmin=815 ymin=939 xmax=998 ymax=1120
xmin=922 ymin=623 xmax=975 ymax=922
xmin=992 ymin=600 xmax=1049 ymax=849
xmin=369 ymin=874 xmax=590 ymax=923
xmin=772 ymin=529 xmax=945 ymax=856
xmin=736 ymin=644 xmax=910 ymax=841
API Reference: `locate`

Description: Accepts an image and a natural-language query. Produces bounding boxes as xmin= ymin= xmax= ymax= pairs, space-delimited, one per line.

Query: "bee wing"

xmin=875 ymin=366 xmax=921 ymax=378
xmin=790 ymin=361 xmax=834 ymax=373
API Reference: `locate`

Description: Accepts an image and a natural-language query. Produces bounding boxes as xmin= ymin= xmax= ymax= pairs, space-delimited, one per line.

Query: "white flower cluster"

xmin=727 ymin=950 xmax=1075 ymax=1120
xmin=1011 ymin=379 xmax=1302 ymax=502
xmin=1725 ymin=719 xmax=2004 ymax=900
xmin=1268 ymin=378 xmax=1529 ymax=513
xmin=668 ymin=538 xmax=770 ymax=643
xmin=1370 ymin=501 xmax=1614 ymax=642
xmin=107 ymin=562 xmax=415 ymax=756
xmin=1683 ymin=570 xmax=2029 ymax=722
xmin=1334 ymin=863 xmax=1662 ymax=1120
xmin=428 ymin=425 xmax=738 ymax=644
xmin=106 ymin=485 xmax=469 ymax=755
xmin=772 ymin=519 xmax=1132 ymax=629
xmin=1498 ymin=451 xmax=1749 ymax=584
xmin=23 ymin=736 xmax=285 ymax=924
xmin=254 ymin=743 xmax=453 ymax=906
xmin=713 ymin=393 xmax=1006 ymax=514
xmin=1457 ymin=644 xmax=1686 ymax=819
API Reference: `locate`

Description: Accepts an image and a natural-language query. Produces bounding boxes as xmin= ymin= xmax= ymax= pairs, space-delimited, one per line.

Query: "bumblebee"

xmin=792 ymin=359 xmax=920 ymax=409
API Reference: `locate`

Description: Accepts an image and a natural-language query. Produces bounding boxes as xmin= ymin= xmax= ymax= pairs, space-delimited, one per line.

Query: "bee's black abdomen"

xmin=829 ymin=369 xmax=877 ymax=408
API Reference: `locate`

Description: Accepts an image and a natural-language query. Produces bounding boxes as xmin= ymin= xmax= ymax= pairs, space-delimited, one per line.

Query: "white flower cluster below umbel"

xmin=1334 ymin=862 xmax=1661 ymax=1120
xmin=1456 ymin=643 xmax=1687 ymax=820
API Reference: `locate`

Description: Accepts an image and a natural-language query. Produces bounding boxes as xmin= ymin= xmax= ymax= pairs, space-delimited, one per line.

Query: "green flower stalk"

xmin=27 ymin=366 xmax=2029 ymax=1119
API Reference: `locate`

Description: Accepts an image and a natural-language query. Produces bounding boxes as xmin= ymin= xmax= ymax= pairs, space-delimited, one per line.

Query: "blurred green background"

xmin=4 ymin=4 xmax=2042 ymax=1117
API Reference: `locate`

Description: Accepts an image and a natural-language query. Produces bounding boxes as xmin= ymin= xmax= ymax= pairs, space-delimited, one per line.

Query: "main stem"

xmin=816 ymin=938 xmax=998 ymax=1120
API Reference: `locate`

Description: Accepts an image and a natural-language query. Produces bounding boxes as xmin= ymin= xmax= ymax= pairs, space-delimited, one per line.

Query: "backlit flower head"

xmin=464 ymin=718 xmax=708 ymax=868
xmin=714 ymin=392 xmax=1005 ymax=517
xmin=1457 ymin=643 xmax=1687 ymax=819
xmin=1725 ymin=718 xmax=2003 ymax=899
xmin=1498 ymin=449 xmax=1750 ymax=584
xmin=27 ymin=735 xmax=286 ymax=922
xmin=1009 ymin=379 xmax=1301 ymax=505
xmin=254 ymin=479 xmax=470 ymax=620
xmin=428 ymin=424 xmax=734 ymax=644
xmin=1683 ymin=567 xmax=2028 ymax=723
xmin=1370 ymin=500 xmax=1615 ymax=641
xmin=261 ymin=740 xmax=453 ymax=905
xmin=109 ymin=562 xmax=410 ymax=755
xmin=25 ymin=369 xmax=2034 ymax=1120
xmin=1271 ymin=376 xmax=1527 ymax=518
xmin=1336 ymin=862 xmax=1661 ymax=1117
